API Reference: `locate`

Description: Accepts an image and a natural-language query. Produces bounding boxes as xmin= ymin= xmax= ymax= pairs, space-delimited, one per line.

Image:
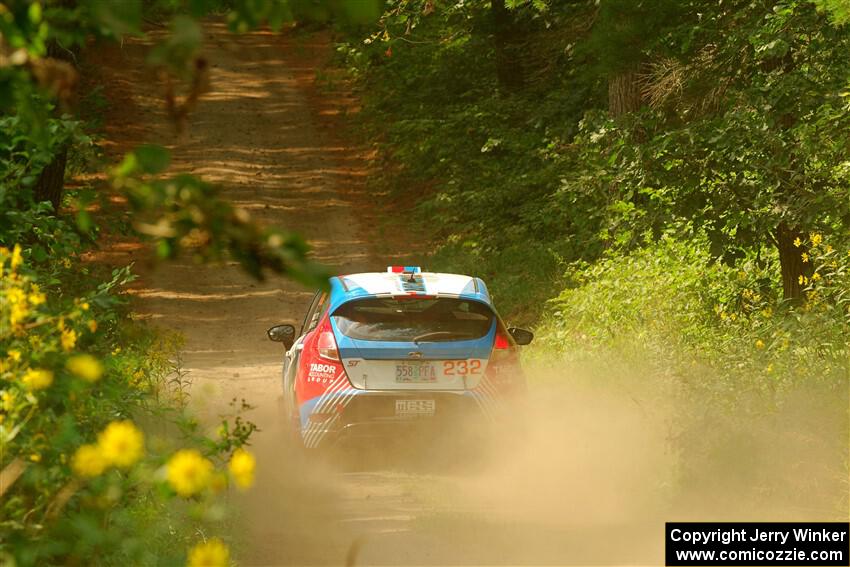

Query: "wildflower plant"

xmin=0 ymin=247 xmax=256 ymax=566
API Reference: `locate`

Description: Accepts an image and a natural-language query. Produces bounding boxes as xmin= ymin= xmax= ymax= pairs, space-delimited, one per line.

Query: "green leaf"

xmin=338 ymin=0 xmax=382 ymax=24
xmin=114 ymin=153 xmax=138 ymax=177
xmin=134 ymin=145 xmax=171 ymax=175
xmin=156 ymin=239 xmax=172 ymax=259
xmin=76 ymin=210 xmax=93 ymax=233
xmin=31 ymin=245 xmax=47 ymax=262
xmin=268 ymin=2 xmax=294 ymax=31
xmin=28 ymin=2 xmax=42 ymax=24
xmin=86 ymin=0 xmax=142 ymax=36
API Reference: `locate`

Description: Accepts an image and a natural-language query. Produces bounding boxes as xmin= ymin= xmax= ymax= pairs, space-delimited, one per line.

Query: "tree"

xmin=601 ymin=0 xmax=850 ymax=299
xmin=587 ymin=0 xmax=686 ymax=116
xmin=32 ymin=37 xmax=78 ymax=211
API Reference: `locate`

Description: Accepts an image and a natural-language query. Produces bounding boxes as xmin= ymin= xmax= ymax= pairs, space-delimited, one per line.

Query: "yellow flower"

xmin=228 ymin=448 xmax=256 ymax=490
xmin=87 ymin=320 xmax=98 ymax=333
xmin=7 ymin=350 xmax=21 ymax=362
xmin=167 ymin=449 xmax=213 ymax=497
xmin=28 ymin=290 xmax=46 ymax=306
xmin=1 ymin=390 xmax=15 ymax=411
xmin=66 ymin=354 xmax=104 ymax=383
xmin=811 ymin=272 xmax=821 ymax=282
xmin=62 ymin=258 xmax=71 ymax=269
xmin=801 ymin=252 xmax=809 ymax=263
xmin=60 ymin=328 xmax=78 ymax=352
xmin=10 ymin=303 xmax=28 ymax=327
xmin=22 ymin=368 xmax=53 ymax=391
xmin=798 ymin=275 xmax=808 ymax=285
xmin=97 ymin=421 xmax=144 ymax=468
xmin=80 ymin=302 xmax=89 ymax=311
xmin=8 ymin=288 xmax=29 ymax=328
xmin=72 ymin=444 xmax=108 ymax=478
xmin=793 ymin=237 xmax=802 ymax=248
xmin=755 ymin=339 xmax=765 ymax=349
xmin=29 ymin=453 xmax=41 ymax=463
xmin=187 ymin=538 xmax=230 ymax=567
xmin=766 ymin=363 xmax=774 ymax=374
xmin=810 ymin=232 xmax=822 ymax=247
xmin=10 ymin=244 xmax=22 ymax=270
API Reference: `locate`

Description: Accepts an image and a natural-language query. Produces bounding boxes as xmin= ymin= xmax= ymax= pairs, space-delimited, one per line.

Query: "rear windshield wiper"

xmin=413 ymin=331 xmax=474 ymax=344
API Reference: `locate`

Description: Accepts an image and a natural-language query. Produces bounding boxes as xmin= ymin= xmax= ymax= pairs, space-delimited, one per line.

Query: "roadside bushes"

xmin=536 ymin=234 xmax=849 ymax=393
xmin=532 ymin=235 xmax=849 ymax=517
xmin=0 ymin=204 xmax=255 ymax=565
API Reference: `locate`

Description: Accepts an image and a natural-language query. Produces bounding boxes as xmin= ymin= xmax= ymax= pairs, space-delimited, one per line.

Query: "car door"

xmin=282 ymin=291 xmax=329 ymax=421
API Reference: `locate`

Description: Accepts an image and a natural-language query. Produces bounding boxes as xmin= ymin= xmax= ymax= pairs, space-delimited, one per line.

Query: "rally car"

xmin=266 ymin=266 xmax=533 ymax=449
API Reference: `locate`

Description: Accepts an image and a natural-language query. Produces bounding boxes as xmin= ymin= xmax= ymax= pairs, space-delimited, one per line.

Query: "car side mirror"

xmin=267 ymin=324 xmax=296 ymax=350
xmin=508 ymin=327 xmax=533 ymax=346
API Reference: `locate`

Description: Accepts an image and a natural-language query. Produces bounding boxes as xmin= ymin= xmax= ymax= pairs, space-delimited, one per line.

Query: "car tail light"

xmin=494 ymin=331 xmax=511 ymax=350
xmin=490 ymin=328 xmax=515 ymax=364
xmin=314 ymin=318 xmax=340 ymax=361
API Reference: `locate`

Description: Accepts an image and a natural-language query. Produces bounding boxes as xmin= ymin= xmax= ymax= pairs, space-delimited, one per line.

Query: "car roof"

xmin=328 ymin=271 xmax=491 ymax=313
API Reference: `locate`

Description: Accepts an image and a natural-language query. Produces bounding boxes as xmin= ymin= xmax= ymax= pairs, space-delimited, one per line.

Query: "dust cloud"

xmin=230 ymin=355 xmax=847 ymax=566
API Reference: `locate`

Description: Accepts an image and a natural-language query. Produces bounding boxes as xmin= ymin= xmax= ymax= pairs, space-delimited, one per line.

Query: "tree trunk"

xmin=492 ymin=0 xmax=524 ymax=90
xmin=32 ymin=38 xmax=77 ymax=212
xmin=33 ymin=144 xmax=68 ymax=212
xmin=608 ymin=70 xmax=643 ymax=116
xmin=775 ymin=222 xmax=811 ymax=301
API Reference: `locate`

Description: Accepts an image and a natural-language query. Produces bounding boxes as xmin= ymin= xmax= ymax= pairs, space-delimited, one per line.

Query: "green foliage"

xmin=0 ymin=241 xmax=258 ymax=566
xmin=0 ymin=2 xmax=384 ymax=566
xmin=813 ymin=0 xmax=850 ymax=22
xmin=346 ymin=0 xmax=850 ymax=305
xmin=536 ymin=235 xmax=848 ymax=387
xmin=112 ymin=145 xmax=329 ymax=283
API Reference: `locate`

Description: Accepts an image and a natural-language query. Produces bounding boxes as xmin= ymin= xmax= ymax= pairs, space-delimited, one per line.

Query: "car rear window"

xmin=332 ymin=298 xmax=495 ymax=342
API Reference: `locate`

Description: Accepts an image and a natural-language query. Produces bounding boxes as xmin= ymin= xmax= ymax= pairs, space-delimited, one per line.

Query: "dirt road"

xmin=94 ymin=24 xmax=666 ymax=566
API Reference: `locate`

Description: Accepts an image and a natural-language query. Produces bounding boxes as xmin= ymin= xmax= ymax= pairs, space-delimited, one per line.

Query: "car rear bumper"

xmin=300 ymin=390 xmax=492 ymax=449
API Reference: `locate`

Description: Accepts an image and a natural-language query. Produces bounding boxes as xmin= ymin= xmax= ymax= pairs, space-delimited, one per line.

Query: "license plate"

xmin=395 ymin=361 xmax=436 ymax=383
xmin=395 ymin=399 xmax=436 ymax=417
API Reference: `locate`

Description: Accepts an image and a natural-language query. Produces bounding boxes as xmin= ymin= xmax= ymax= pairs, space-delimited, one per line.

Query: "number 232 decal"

xmin=443 ymin=360 xmax=482 ymax=376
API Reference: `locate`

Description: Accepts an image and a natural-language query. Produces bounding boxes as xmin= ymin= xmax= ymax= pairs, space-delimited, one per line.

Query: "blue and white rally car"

xmin=267 ymin=267 xmax=533 ymax=449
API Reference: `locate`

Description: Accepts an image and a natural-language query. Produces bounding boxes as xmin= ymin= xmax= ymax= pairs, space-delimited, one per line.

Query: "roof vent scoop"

xmin=388 ymin=266 xmax=422 ymax=283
